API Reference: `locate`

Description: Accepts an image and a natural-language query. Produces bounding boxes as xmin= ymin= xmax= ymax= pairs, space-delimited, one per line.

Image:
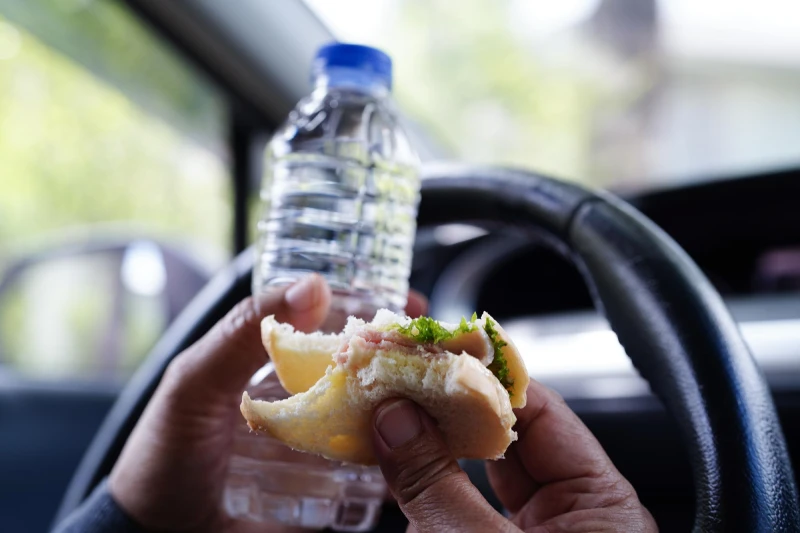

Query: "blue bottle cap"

xmin=312 ymin=43 xmax=392 ymax=90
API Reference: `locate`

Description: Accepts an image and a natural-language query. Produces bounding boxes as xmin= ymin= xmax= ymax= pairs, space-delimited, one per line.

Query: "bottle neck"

xmin=313 ymin=68 xmax=390 ymax=98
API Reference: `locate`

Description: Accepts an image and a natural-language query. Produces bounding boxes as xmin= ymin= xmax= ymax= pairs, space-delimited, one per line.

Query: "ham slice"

xmin=336 ymin=324 xmax=494 ymax=367
xmin=441 ymin=328 xmax=495 ymax=366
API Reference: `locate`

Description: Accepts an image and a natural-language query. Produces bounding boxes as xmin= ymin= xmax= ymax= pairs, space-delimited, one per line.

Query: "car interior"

xmin=2 ymin=1 xmax=800 ymax=532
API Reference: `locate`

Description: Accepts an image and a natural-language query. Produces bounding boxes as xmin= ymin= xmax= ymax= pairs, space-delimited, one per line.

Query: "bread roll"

xmin=241 ymin=310 xmax=528 ymax=464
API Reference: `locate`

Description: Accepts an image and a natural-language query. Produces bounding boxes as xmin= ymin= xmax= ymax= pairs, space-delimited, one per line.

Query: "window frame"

xmin=0 ymin=0 xmax=283 ymax=381
xmin=118 ymin=0 xmax=338 ymax=254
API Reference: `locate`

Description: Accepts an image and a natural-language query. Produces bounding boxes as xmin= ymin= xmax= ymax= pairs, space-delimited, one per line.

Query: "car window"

xmin=306 ymin=0 xmax=800 ymax=191
xmin=0 ymin=0 xmax=230 ymax=383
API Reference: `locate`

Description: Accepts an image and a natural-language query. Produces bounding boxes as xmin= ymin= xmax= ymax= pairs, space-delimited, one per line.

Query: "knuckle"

xmin=160 ymin=350 xmax=200 ymax=397
xmin=542 ymin=385 xmax=566 ymax=406
xmin=590 ymin=470 xmax=640 ymax=508
xmin=159 ymin=296 xmax=266 ymax=396
xmin=391 ymin=440 xmax=463 ymax=504
xmin=218 ymin=297 xmax=259 ymax=343
xmin=162 ymin=351 xmax=193 ymax=385
xmin=208 ymin=297 xmax=267 ymax=355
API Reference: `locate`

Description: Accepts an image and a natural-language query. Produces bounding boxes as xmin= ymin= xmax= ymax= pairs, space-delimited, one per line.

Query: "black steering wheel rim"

xmin=56 ymin=163 xmax=799 ymax=531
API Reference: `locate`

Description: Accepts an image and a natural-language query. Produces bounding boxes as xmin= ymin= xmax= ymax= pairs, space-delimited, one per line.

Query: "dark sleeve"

xmin=51 ymin=478 xmax=145 ymax=533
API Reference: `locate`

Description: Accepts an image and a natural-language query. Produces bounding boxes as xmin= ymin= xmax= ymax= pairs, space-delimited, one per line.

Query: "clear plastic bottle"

xmin=252 ymin=43 xmax=421 ymax=332
xmin=224 ymin=368 xmax=387 ymax=531
xmin=224 ymin=44 xmax=420 ymax=531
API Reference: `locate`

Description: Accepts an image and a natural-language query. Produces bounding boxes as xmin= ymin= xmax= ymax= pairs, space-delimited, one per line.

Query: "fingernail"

xmin=376 ymin=399 xmax=422 ymax=449
xmin=285 ymin=275 xmax=320 ymax=311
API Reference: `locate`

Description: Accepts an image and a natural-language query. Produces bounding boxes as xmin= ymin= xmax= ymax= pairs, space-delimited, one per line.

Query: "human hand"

xmin=371 ymin=381 xmax=658 ymax=533
xmin=109 ymin=274 xmax=427 ymax=532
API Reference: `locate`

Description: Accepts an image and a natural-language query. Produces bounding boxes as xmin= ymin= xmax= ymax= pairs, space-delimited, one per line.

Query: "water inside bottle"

xmin=253 ymin=150 xmax=419 ymax=330
xmin=224 ymin=368 xmax=387 ymax=531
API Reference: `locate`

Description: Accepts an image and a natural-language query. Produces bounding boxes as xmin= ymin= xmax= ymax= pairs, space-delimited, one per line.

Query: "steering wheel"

xmin=56 ymin=164 xmax=799 ymax=531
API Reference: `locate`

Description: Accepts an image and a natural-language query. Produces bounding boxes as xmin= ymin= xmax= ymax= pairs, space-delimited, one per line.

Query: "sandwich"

xmin=240 ymin=309 xmax=528 ymax=465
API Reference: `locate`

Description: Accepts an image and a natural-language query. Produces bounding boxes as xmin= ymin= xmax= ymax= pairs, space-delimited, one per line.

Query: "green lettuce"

xmin=395 ymin=316 xmax=456 ymax=344
xmin=394 ymin=313 xmax=513 ymax=396
xmin=484 ymin=317 xmax=514 ymax=396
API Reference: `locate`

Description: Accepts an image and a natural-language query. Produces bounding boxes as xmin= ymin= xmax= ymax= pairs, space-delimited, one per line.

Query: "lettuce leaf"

xmin=456 ymin=316 xmax=477 ymax=335
xmin=484 ymin=317 xmax=514 ymax=396
xmin=395 ymin=316 xmax=456 ymax=344
xmin=395 ymin=315 xmax=476 ymax=343
xmin=394 ymin=313 xmax=513 ymax=396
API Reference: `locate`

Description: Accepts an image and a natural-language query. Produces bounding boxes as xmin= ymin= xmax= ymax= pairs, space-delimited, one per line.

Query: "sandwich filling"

xmin=334 ymin=312 xmax=514 ymax=396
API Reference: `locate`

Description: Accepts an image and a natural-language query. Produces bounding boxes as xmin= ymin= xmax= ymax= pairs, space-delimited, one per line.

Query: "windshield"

xmin=305 ymin=0 xmax=800 ymax=191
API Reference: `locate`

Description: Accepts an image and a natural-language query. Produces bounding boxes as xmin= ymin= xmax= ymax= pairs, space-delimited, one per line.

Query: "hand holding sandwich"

xmin=372 ymin=385 xmax=657 ymax=533
xmin=106 ymin=275 xmax=655 ymax=533
xmin=108 ymin=274 xmax=340 ymax=532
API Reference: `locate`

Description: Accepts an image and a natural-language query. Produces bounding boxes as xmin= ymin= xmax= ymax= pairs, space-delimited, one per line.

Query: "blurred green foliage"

xmin=385 ymin=0 xmax=648 ymax=185
xmin=0 ymin=0 xmax=231 ymax=252
xmin=0 ymin=0 xmax=232 ymax=379
xmin=0 ymin=0 xmax=221 ymax=145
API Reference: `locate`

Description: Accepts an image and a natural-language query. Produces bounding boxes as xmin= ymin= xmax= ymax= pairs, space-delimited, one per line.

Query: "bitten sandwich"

xmin=240 ymin=309 xmax=528 ymax=465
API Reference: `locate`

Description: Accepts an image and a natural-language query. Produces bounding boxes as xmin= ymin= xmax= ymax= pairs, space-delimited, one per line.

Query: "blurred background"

xmin=4 ymin=1 xmax=800 ymax=531
xmin=310 ymin=0 xmax=800 ymax=188
xmin=2 ymin=0 xmax=800 ymax=387
xmin=0 ymin=0 xmax=231 ymax=385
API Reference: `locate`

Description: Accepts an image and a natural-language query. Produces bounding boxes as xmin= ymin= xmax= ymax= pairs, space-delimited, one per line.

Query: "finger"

xmin=405 ymin=290 xmax=428 ymax=318
xmin=486 ymin=380 xmax=623 ymax=514
xmin=163 ymin=274 xmax=332 ymax=400
xmin=485 ymin=442 xmax=539 ymax=514
xmin=372 ymin=399 xmax=516 ymax=533
xmin=272 ymin=274 xmax=333 ymax=333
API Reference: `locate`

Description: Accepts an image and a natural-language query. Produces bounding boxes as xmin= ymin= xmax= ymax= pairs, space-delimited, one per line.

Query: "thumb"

xmin=163 ymin=274 xmax=331 ymax=401
xmin=372 ymin=399 xmax=517 ymax=533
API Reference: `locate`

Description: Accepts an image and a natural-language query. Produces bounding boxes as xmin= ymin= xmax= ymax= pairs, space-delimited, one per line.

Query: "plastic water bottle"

xmin=224 ymin=44 xmax=420 ymax=531
xmin=253 ymin=43 xmax=421 ymax=332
